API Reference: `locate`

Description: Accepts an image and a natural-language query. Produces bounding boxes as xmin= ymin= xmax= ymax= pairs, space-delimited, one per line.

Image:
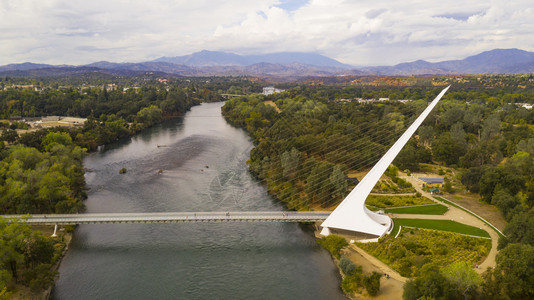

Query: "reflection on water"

xmin=51 ymin=102 xmax=345 ymax=300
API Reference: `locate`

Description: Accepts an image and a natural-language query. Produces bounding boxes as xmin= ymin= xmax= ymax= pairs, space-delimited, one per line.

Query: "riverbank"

xmin=314 ymin=224 xmax=404 ymax=300
xmin=343 ymin=245 xmax=404 ymax=300
xmin=51 ymin=102 xmax=346 ymax=299
xmin=8 ymin=225 xmax=72 ymax=300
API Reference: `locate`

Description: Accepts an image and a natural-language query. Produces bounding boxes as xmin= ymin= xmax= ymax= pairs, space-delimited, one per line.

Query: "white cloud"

xmin=0 ymin=0 xmax=533 ymax=66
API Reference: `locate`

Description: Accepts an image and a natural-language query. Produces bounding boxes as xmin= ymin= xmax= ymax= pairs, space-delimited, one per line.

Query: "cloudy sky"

xmin=1 ymin=0 xmax=533 ymax=66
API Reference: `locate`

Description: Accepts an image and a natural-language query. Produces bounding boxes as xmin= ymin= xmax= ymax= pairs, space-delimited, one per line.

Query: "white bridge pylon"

xmin=320 ymin=85 xmax=451 ymax=238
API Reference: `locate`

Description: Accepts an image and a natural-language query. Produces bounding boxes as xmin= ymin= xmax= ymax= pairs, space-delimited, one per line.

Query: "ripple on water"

xmin=52 ymin=102 xmax=346 ymax=300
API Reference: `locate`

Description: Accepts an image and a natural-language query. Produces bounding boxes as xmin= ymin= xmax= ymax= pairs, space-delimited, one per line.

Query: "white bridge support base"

xmin=52 ymin=223 xmax=58 ymax=237
xmin=320 ymin=86 xmax=450 ymax=238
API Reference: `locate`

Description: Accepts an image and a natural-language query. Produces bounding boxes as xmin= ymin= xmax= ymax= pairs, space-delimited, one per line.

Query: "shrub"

xmin=341 ymin=265 xmax=364 ymax=294
xmin=364 ymin=271 xmax=382 ymax=296
xmin=317 ymin=235 xmax=348 ymax=259
xmin=64 ymin=225 xmax=76 ymax=232
xmin=342 ymin=275 xmax=358 ymax=294
xmin=339 ymin=256 xmax=357 ymax=275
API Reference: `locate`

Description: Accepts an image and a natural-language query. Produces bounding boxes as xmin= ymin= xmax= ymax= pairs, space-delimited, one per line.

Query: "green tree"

xmin=516 ymin=138 xmax=534 ymax=155
xmin=280 ymin=148 xmax=301 ymax=179
xmin=25 ymin=231 xmax=56 ymax=268
xmin=316 ymin=234 xmax=348 ymax=259
xmin=403 ymin=264 xmax=458 ymax=300
xmin=443 ymin=177 xmax=453 ymax=193
xmin=329 ymin=165 xmax=347 ymax=201
xmin=418 ymin=126 xmax=434 ymax=146
xmin=450 ymin=122 xmax=466 ymax=146
xmin=480 ymin=114 xmax=501 ymax=141
xmin=363 ymin=271 xmax=381 ymax=296
xmin=306 ymin=162 xmax=334 ymax=207
xmin=41 ymin=131 xmax=73 ymax=152
xmin=491 ymin=189 xmax=520 ymax=220
xmin=0 ymin=129 xmax=18 ymax=144
xmin=442 ymin=262 xmax=481 ymax=299
xmin=395 ymin=139 xmax=431 ymax=171
xmin=0 ymin=217 xmax=30 ymax=282
xmin=431 ymin=133 xmax=464 ymax=165
xmin=339 ymin=256 xmax=357 ymax=276
xmin=482 ymin=244 xmax=534 ymax=299
xmin=136 ymin=105 xmax=163 ymax=126
xmin=500 ymin=208 xmax=534 ymax=248
xmin=461 ymin=166 xmax=486 ymax=193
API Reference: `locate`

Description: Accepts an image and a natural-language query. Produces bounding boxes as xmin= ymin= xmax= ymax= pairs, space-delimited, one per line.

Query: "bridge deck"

xmin=3 ymin=211 xmax=330 ymax=225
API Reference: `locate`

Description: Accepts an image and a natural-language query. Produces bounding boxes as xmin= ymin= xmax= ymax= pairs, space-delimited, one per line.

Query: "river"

xmin=51 ymin=102 xmax=346 ymax=300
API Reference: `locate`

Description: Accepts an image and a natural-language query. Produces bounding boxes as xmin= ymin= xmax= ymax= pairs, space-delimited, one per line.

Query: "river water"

xmin=51 ymin=102 xmax=345 ymax=300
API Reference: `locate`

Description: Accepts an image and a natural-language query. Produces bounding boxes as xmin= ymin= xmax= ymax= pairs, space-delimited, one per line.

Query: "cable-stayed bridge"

xmin=6 ymin=211 xmax=330 ymax=225
xmin=2 ymin=86 xmax=450 ymax=239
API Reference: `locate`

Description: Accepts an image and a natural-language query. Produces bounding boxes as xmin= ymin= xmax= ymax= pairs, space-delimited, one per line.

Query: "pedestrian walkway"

xmin=398 ymin=175 xmax=498 ymax=273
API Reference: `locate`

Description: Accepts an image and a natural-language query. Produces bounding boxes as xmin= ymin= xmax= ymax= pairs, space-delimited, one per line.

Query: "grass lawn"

xmin=385 ymin=204 xmax=448 ymax=215
xmin=434 ymin=196 xmax=504 ymax=238
xmin=393 ymin=219 xmax=490 ymax=238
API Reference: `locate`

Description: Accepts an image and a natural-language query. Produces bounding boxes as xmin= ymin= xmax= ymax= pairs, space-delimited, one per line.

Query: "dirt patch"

xmin=342 ymin=247 xmax=405 ymax=300
xmin=448 ymin=192 xmax=507 ymax=231
xmin=348 ymin=169 xmax=389 ymax=181
xmin=263 ymin=100 xmax=281 ymax=113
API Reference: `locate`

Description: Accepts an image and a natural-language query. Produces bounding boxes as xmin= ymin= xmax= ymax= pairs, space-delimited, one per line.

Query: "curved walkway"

xmin=348 ymin=244 xmax=408 ymax=283
xmin=398 ymin=175 xmax=498 ymax=274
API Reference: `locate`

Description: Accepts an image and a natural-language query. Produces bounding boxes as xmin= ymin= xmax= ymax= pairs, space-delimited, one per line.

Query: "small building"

xmin=419 ymin=177 xmax=444 ymax=188
xmin=59 ymin=117 xmax=87 ymax=125
xmin=42 ymin=116 xmax=61 ymax=122
xmin=429 ymin=188 xmax=441 ymax=194
xmin=347 ymin=177 xmax=360 ymax=185
xmin=262 ymin=86 xmax=285 ymax=96
xmin=38 ymin=116 xmax=87 ymax=128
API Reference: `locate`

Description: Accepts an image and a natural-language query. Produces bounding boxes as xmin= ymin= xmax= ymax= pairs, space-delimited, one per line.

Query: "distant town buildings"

xmin=334 ymin=97 xmax=412 ymax=104
xmin=20 ymin=116 xmax=87 ymax=129
xmin=262 ymin=86 xmax=285 ymax=95
xmin=514 ymin=103 xmax=533 ymax=110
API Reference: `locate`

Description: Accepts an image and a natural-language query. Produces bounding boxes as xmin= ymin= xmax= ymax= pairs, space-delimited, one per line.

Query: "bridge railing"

xmin=1 ymin=211 xmax=331 ymax=225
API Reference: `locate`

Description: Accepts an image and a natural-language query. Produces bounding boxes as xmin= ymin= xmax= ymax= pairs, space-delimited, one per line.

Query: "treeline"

xmin=0 ymin=132 xmax=85 ymax=214
xmin=277 ymin=83 xmax=534 ymax=102
xmin=1 ymin=81 xmax=205 ymax=215
xmin=0 ymin=84 xmax=209 ymax=120
xmin=0 ymin=78 xmax=217 ymax=297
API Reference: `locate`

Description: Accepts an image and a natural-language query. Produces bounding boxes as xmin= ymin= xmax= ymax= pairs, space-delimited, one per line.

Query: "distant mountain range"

xmin=361 ymin=48 xmax=534 ymax=75
xmin=154 ymin=50 xmax=353 ymax=69
xmin=1 ymin=48 xmax=534 ymax=78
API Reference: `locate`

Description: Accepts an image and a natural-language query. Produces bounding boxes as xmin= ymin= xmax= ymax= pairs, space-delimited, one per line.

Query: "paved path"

xmin=344 ymin=245 xmax=406 ymax=299
xmin=348 ymin=244 xmax=408 ymax=283
xmin=399 ymin=175 xmax=498 ymax=274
